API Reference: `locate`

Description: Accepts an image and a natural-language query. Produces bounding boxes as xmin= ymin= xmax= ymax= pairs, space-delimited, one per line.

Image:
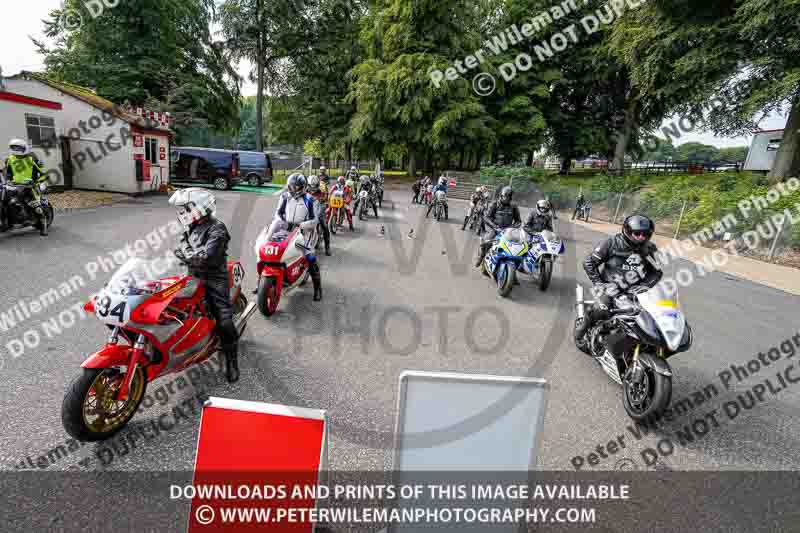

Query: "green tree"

xmin=35 ymin=0 xmax=240 ymax=132
xmin=718 ymin=146 xmax=749 ymax=163
xmin=219 ymin=0 xmax=316 ymax=151
xmin=676 ymin=142 xmax=720 ymax=163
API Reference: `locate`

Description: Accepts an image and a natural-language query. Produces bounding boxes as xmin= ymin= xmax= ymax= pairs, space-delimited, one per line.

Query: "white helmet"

xmin=9 ymin=138 xmax=30 ymax=156
xmin=169 ymin=187 xmax=216 ymax=227
xmin=307 ymin=175 xmax=321 ymax=193
xmin=350 ymin=166 xmax=357 ymax=171
xmin=438 ymin=176 xmax=447 ymax=186
xmin=319 ymin=165 xmax=326 ymax=172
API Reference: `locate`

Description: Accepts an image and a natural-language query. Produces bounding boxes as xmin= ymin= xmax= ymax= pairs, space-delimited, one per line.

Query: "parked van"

xmin=239 ymin=151 xmax=274 ymax=186
xmin=170 ymin=147 xmax=242 ymax=190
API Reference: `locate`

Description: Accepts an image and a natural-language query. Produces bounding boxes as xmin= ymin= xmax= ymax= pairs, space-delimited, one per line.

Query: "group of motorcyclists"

xmin=4 ymin=134 xmax=663 ymax=385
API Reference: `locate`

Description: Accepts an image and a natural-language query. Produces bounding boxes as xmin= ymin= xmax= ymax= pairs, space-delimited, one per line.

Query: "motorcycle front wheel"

xmin=62 ymin=366 xmax=147 ymax=441
xmin=328 ymin=210 xmax=338 ymax=235
xmin=497 ymin=263 xmax=516 ymax=297
xmin=538 ymin=257 xmax=553 ymax=291
xmin=257 ymin=276 xmax=280 ymax=317
xmin=622 ymin=366 xmax=672 ymax=423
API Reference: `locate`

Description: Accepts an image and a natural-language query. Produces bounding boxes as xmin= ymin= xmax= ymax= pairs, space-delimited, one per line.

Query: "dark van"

xmin=239 ymin=151 xmax=273 ymax=186
xmin=170 ymin=147 xmax=242 ymax=190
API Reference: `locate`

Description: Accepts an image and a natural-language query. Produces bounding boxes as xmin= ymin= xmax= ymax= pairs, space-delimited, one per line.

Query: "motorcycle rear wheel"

xmin=329 ymin=210 xmax=338 ymax=235
xmin=257 ymin=276 xmax=280 ymax=317
xmin=62 ymin=366 xmax=147 ymax=442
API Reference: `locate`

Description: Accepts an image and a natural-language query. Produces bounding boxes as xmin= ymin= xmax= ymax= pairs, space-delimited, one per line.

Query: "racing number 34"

xmin=97 ymin=295 xmax=126 ymax=322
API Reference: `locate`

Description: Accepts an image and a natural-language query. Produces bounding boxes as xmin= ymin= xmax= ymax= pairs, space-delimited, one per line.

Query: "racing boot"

xmin=310 ymin=262 xmax=323 ymax=301
xmin=475 ymin=241 xmax=491 ymax=268
xmin=224 ymin=346 xmax=240 ymax=383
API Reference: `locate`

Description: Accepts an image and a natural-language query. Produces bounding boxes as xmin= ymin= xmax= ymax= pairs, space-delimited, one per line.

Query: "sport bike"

xmin=480 ymin=226 xmax=529 ymax=297
xmin=462 ymin=198 xmax=483 ymax=231
xmin=354 ymin=188 xmax=372 ymax=221
xmin=1 ymin=179 xmax=54 ymax=235
xmin=522 ymin=230 xmax=564 ymax=291
xmin=574 ymin=282 xmax=693 ymax=421
xmin=63 ymin=256 xmax=256 ymax=441
xmin=254 ymin=219 xmax=319 ymax=316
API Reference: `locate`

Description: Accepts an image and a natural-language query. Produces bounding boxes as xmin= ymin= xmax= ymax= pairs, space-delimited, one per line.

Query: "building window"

xmin=144 ymin=138 xmax=158 ymax=164
xmin=25 ymin=114 xmax=57 ymax=147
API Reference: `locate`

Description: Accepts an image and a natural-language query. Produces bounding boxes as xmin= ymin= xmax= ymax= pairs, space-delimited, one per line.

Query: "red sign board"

xmin=449 ymin=179 xmax=457 ymax=187
xmin=160 ymin=153 xmax=166 ymax=161
xmin=188 ymin=397 xmax=328 ymax=533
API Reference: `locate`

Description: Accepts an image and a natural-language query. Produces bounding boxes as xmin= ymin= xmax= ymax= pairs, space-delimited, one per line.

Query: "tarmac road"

xmin=0 ymin=188 xmax=799 ymax=476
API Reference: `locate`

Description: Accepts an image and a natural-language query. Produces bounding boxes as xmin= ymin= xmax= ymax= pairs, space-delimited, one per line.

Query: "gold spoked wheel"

xmin=62 ymin=367 xmax=147 ymax=441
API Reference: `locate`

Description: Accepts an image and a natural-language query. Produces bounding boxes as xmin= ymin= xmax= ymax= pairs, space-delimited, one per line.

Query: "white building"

xmin=744 ymin=129 xmax=784 ymax=173
xmin=0 ymin=71 xmax=173 ymax=194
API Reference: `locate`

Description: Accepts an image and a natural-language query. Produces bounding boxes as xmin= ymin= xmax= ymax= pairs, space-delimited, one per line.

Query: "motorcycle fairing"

xmin=636 ymin=285 xmax=687 ymax=352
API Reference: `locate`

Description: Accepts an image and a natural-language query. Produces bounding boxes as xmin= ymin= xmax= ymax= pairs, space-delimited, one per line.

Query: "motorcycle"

xmin=575 ymin=202 xmax=592 ymax=222
xmin=375 ymin=176 xmax=385 ymax=207
xmin=480 ymin=226 xmax=529 ymax=297
xmin=1 ymin=179 xmax=54 ymax=234
xmin=427 ymin=191 xmax=448 ymax=221
xmin=522 ymin=229 xmax=564 ymax=291
xmin=254 ymin=219 xmax=319 ymax=316
xmin=462 ymin=200 xmax=479 ymax=231
xmin=574 ymin=282 xmax=693 ymax=421
xmin=63 ymin=256 xmax=256 ymax=441
xmin=326 ymin=189 xmax=347 ymax=234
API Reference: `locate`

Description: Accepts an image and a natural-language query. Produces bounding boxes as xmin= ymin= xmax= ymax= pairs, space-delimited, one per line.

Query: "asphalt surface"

xmin=1 ymin=187 xmax=799 ymax=476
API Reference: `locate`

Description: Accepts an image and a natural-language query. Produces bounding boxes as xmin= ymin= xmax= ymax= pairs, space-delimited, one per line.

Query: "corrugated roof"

xmin=13 ymin=71 xmax=172 ymax=134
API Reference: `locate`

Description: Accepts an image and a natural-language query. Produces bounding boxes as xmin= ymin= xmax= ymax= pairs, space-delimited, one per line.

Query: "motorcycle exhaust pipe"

xmin=575 ymin=284 xmax=586 ymax=319
xmin=235 ymin=301 xmax=257 ymax=335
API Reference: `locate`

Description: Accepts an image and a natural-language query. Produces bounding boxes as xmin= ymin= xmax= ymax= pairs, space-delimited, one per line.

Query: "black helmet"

xmin=287 ymin=173 xmax=307 ymax=199
xmin=622 ymin=215 xmax=655 ymax=247
xmin=500 ymin=186 xmax=513 ymax=205
xmin=536 ymin=199 xmax=552 ymax=215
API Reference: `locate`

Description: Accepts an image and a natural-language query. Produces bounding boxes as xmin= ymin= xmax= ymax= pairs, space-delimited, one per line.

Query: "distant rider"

xmin=524 ymin=199 xmax=555 ymax=234
xmin=574 ymin=215 xmax=664 ymax=343
xmin=426 ymin=176 xmax=449 ymax=219
xmin=272 ymin=173 xmax=324 ymax=301
xmin=356 ymin=174 xmax=378 ymax=219
xmin=412 ymin=176 xmax=423 ymax=204
xmin=3 ymin=139 xmax=49 ymax=235
xmin=331 ymin=176 xmax=355 ymax=231
xmin=572 ymin=192 xmax=588 ymax=220
xmin=170 ymin=188 xmax=240 ymax=383
xmin=306 ymin=175 xmax=332 ymax=256
xmin=475 ymin=186 xmax=522 ymax=267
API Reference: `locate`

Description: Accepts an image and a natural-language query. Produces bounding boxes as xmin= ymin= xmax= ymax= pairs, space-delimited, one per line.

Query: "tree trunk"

xmin=408 ymin=145 xmax=418 ymax=178
xmin=770 ymin=94 xmax=800 ymax=179
xmin=255 ymin=0 xmax=265 ymax=152
xmin=560 ymin=158 xmax=572 ymax=176
xmin=612 ymin=97 xmax=640 ymax=172
xmin=345 ymin=142 xmax=352 ymax=172
xmin=526 ymin=150 xmax=534 ymax=167
xmin=458 ymin=149 xmax=465 ymax=170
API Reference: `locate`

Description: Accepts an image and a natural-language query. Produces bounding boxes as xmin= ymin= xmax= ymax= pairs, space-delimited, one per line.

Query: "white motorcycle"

xmin=522 ymin=229 xmax=564 ymax=291
xmin=574 ymin=281 xmax=693 ymax=421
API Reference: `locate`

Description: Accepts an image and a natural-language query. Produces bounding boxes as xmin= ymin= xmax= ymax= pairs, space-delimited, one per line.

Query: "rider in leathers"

xmin=574 ymin=214 xmax=663 ymax=344
xmin=524 ymin=199 xmax=555 ymax=234
xmin=274 ymin=173 xmax=323 ymax=301
xmin=170 ymin=188 xmax=240 ymax=383
xmin=475 ymin=186 xmax=522 ymax=267
xmin=307 ymin=175 xmax=332 ymax=256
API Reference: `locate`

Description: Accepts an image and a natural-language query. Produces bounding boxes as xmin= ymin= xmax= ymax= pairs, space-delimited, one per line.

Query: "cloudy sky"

xmin=2 ymin=0 xmax=787 ymax=149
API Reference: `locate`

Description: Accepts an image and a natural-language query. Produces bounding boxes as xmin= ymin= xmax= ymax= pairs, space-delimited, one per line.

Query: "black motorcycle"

xmin=1 ymin=179 xmax=54 ymax=235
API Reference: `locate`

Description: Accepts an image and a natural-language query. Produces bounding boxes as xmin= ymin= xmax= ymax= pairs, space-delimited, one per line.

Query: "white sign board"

xmin=388 ymin=371 xmax=549 ymax=532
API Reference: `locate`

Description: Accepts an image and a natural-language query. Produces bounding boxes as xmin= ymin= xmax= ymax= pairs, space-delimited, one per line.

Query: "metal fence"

xmin=547 ymin=184 xmax=800 ymax=268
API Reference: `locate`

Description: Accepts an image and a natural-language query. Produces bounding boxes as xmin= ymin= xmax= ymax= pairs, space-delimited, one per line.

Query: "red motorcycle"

xmin=255 ymin=219 xmax=319 ymax=316
xmin=62 ymin=256 xmax=256 ymax=441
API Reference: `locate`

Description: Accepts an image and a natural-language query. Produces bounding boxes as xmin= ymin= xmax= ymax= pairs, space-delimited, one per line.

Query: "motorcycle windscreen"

xmin=636 ymin=283 xmax=687 ymax=352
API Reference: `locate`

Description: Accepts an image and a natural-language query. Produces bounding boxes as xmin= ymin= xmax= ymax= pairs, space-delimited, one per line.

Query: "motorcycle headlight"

xmin=38 ymin=183 xmax=47 ymax=193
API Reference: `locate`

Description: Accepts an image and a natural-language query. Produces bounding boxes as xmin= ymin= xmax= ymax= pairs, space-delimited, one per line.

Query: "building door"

xmin=59 ymin=137 xmax=73 ymax=189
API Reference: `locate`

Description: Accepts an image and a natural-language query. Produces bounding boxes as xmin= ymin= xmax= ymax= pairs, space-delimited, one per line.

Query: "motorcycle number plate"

xmin=330 ymin=197 xmax=344 ymax=208
xmin=231 ymin=263 xmax=245 ymax=288
xmin=94 ymin=290 xmax=133 ymax=325
xmin=263 ymin=245 xmax=280 ymax=257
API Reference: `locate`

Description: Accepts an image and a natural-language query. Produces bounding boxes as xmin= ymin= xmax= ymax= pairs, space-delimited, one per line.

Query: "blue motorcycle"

xmin=521 ymin=229 xmax=564 ymax=291
xmin=481 ymin=226 xmax=530 ymax=297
